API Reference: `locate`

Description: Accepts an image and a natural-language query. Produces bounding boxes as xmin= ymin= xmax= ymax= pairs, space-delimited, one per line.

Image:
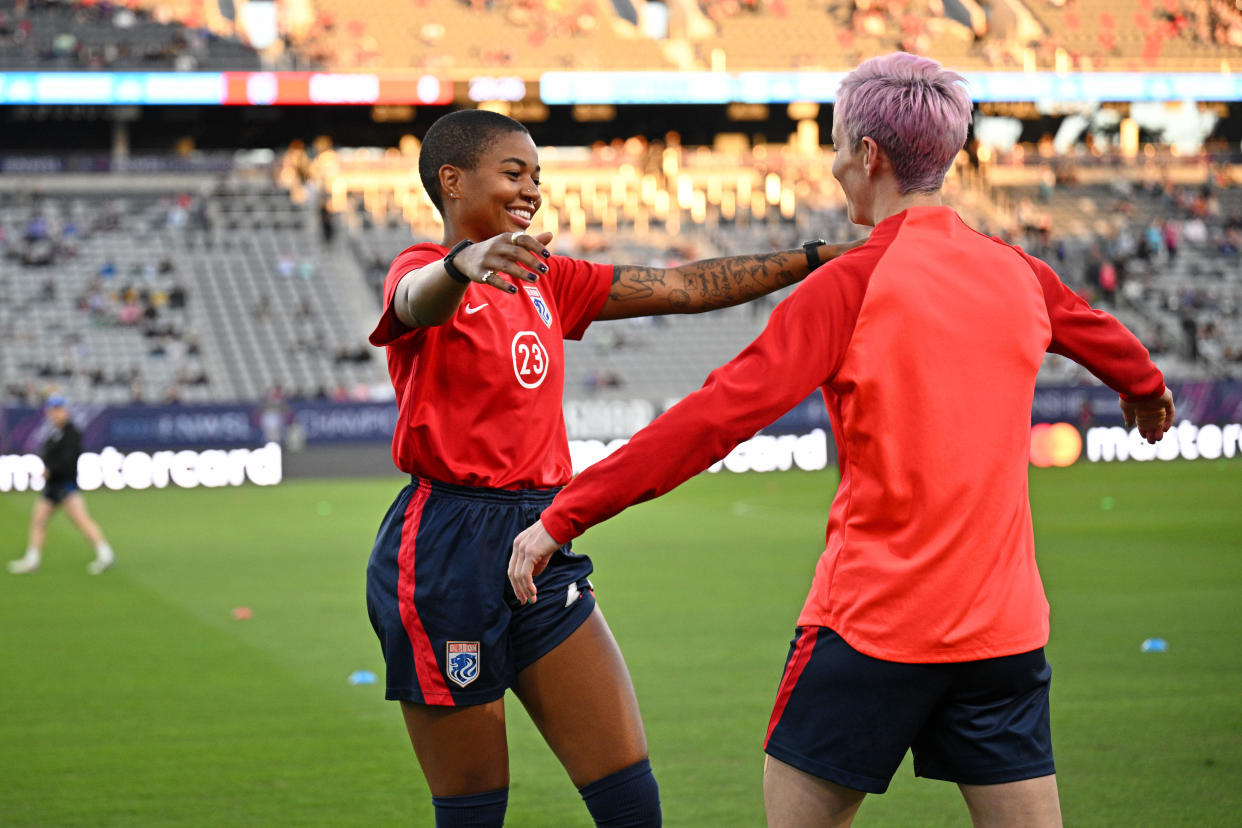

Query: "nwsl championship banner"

xmin=0 ymin=400 xmax=400 ymax=455
xmin=2 ymin=379 xmax=1240 ymax=453
xmin=758 ymin=379 xmax=1242 ymax=436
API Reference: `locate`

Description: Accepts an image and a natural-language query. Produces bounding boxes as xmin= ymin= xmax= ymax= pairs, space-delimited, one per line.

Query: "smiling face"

xmin=448 ymin=130 xmax=542 ymax=242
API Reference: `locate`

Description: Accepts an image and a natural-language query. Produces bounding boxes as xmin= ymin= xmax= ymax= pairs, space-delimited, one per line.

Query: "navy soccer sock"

xmin=431 ymin=787 xmax=508 ymax=828
xmin=578 ymin=758 xmax=662 ymax=827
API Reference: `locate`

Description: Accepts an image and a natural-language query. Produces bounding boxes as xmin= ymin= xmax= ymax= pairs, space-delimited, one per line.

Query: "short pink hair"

xmin=834 ymin=52 xmax=972 ymax=194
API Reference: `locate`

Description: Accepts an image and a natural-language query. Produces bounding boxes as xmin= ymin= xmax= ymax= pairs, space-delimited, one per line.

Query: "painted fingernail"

xmin=508 ymin=284 xmax=518 ymax=294
xmin=525 ymin=273 xmax=539 ymax=282
xmin=540 ymin=249 xmax=550 ymax=258
xmin=538 ymin=263 xmax=548 ymax=273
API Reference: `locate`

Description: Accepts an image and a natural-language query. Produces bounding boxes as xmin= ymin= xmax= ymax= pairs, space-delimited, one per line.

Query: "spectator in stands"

xmin=319 ymin=195 xmax=336 ymax=245
xmin=23 ymin=212 xmax=48 ymax=242
xmin=364 ymin=108 xmax=858 ymax=828
xmin=259 ymin=386 xmax=290 ymax=444
xmin=509 ymin=52 xmax=1175 ymax=828
xmin=186 ymin=194 xmax=212 ymax=248
xmin=1098 ymin=258 xmax=1118 ymax=306
xmin=8 ymin=395 xmax=115 ymax=576
xmin=1184 ymin=214 xmax=1209 ymax=246
xmin=1144 ymin=219 xmax=1165 ymax=260
xmin=1163 ymin=218 xmax=1182 ymax=260
xmin=1219 ymin=227 xmax=1240 ymax=257
xmin=166 ymin=194 xmax=188 ymax=230
xmin=1182 ymin=312 xmax=1200 ymax=360
xmin=1038 ymin=165 xmax=1056 ymax=202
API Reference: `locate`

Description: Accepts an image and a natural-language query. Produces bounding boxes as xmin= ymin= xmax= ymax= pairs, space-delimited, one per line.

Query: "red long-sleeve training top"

xmin=541 ymin=206 xmax=1165 ymax=663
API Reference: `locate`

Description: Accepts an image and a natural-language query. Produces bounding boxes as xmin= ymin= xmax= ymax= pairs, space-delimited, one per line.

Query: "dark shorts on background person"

xmin=764 ymin=626 xmax=1055 ymax=794
xmin=42 ymin=480 xmax=79 ymax=505
xmin=366 ymin=476 xmax=596 ymax=706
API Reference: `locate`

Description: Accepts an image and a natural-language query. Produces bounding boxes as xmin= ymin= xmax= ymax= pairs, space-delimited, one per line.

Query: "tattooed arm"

xmin=594 ymin=240 xmax=860 ymax=320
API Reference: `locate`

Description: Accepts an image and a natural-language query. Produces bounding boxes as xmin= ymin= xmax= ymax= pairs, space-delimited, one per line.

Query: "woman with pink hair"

xmin=511 ymin=52 xmax=1174 ymax=827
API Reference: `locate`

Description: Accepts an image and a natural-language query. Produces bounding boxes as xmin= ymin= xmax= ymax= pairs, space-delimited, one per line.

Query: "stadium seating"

xmin=0 ymin=178 xmax=387 ymax=406
xmin=331 ymin=141 xmax=1241 ymax=398
xmin=242 ymin=0 xmax=1242 ymax=73
xmin=990 ymin=161 xmax=1242 ymax=380
xmin=3 ymin=140 xmax=1238 ymax=409
xmin=10 ymin=0 xmax=1240 ymax=75
xmin=0 ymin=0 xmax=261 ymax=71
xmin=1020 ymin=0 xmax=1242 ymax=71
xmin=288 ymin=0 xmax=680 ymax=74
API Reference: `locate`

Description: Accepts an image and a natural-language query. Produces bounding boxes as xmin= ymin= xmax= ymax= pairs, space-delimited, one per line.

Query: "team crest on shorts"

xmin=523 ymin=284 xmax=553 ymax=328
xmin=446 ymin=641 xmax=481 ymax=688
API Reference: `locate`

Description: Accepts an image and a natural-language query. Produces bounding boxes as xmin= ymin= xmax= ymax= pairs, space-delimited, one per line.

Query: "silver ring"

xmin=510 ymin=232 xmax=521 ymax=244
xmin=480 ymin=269 xmax=496 ymax=284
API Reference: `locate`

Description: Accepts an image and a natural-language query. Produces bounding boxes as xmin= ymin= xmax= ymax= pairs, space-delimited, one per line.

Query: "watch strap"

xmin=802 ymin=238 xmax=827 ymax=270
xmin=442 ymin=239 xmax=473 ymax=284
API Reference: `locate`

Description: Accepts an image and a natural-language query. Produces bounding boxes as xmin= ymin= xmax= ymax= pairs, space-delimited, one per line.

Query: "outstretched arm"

xmin=1023 ymin=252 xmax=1173 ymax=444
xmin=596 ymin=240 xmax=861 ymax=320
xmin=509 ymin=264 xmax=859 ymax=602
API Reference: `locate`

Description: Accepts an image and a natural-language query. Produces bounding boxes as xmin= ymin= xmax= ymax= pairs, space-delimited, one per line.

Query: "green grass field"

xmin=2 ymin=460 xmax=1240 ymax=827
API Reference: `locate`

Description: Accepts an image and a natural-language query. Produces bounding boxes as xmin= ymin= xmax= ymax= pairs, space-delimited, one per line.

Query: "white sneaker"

xmin=87 ymin=556 xmax=114 ymax=575
xmin=8 ymin=556 xmax=40 ymax=574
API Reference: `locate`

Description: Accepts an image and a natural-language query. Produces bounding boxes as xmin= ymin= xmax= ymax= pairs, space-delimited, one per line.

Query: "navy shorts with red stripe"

xmin=764 ymin=627 xmax=1055 ymax=794
xmin=366 ymin=476 xmax=596 ymax=706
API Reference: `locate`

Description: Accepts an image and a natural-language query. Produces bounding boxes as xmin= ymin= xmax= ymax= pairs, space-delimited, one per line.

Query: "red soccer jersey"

xmin=369 ymin=243 xmax=612 ymax=489
xmin=542 ymin=206 xmax=1165 ymax=663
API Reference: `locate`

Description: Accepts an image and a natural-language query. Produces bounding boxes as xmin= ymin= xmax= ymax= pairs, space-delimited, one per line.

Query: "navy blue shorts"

xmin=366 ymin=477 xmax=596 ymax=706
xmin=764 ymin=627 xmax=1055 ymax=793
xmin=42 ymin=480 xmax=79 ymax=505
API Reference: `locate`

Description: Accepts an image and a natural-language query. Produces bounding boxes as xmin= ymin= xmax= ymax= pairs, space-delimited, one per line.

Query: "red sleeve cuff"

xmin=368 ymin=300 xmax=412 ymax=347
xmin=540 ymin=506 xmax=574 ymax=546
xmin=1120 ymin=382 xmax=1167 ymax=403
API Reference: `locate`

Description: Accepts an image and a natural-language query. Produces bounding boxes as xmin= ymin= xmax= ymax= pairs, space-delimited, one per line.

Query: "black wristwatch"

xmin=442 ymin=239 xmax=473 ymax=284
xmin=802 ymin=238 xmax=827 ymax=270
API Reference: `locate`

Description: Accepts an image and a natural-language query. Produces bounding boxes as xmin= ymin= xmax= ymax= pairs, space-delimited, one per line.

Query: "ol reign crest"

xmin=524 ymin=284 xmax=552 ymax=328
xmin=446 ymin=641 xmax=480 ymax=687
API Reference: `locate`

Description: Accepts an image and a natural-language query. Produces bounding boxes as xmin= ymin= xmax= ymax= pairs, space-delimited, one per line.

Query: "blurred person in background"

xmin=365 ymin=108 xmax=857 ymax=828
xmin=8 ymin=395 xmax=115 ymax=575
xmin=510 ymin=53 xmax=1175 ymax=828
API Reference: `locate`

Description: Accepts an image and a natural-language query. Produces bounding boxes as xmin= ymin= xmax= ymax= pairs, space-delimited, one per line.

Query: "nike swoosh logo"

xmin=464 ymin=303 xmax=488 ymax=315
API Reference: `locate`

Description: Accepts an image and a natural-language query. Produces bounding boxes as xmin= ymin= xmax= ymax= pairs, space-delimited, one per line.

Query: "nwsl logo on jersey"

xmin=523 ymin=284 xmax=553 ymax=328
xmin=446 ymin=641 xmax=480 ymax=687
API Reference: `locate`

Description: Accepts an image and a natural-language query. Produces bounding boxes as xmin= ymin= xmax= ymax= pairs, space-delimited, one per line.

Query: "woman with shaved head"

xmin=365 ymin=109 xmax=857 ymax=827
